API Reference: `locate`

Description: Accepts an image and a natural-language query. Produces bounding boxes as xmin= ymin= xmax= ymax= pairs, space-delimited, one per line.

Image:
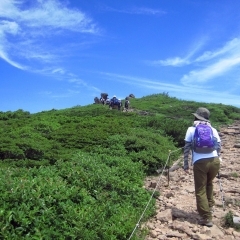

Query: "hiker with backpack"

xmin=183 ymin=107 xmax=221 ymax=227
xmin=125 ymin=99 xmax=130 ymax=110
xmin=118 ymin=99 xmax=122 ymax=110
xmin=110 ymin=95 xmax=116 ymax=108
xmin=109 ymin=95 xmax=121 ymax=110
xmin=100 ymin=97 xmax=105 ymax=105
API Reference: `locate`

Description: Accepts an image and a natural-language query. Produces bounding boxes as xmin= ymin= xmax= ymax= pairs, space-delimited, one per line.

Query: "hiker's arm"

xmin=183 ymin=141 xmax=192 ymax=171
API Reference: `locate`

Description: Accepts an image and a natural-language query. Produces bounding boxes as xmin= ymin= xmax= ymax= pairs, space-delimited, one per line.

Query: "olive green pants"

xmin=193 ymin=157 xmax=220 ymax=220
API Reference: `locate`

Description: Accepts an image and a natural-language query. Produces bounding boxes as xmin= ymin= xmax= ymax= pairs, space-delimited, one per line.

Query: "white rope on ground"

xmin=127 ymin=147 xmax=184 ymax=240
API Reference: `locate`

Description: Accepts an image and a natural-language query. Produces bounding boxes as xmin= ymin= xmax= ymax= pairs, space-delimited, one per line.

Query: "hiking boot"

xmin=198 ymin=218 xmax=213 ymax=227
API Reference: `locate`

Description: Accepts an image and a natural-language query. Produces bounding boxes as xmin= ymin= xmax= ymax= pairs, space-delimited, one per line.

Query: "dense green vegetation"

xmin=0 ymin=93 xmax=239 ymax=239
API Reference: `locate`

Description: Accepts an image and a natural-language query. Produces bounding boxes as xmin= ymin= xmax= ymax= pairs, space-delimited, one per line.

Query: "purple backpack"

xmin=193 ymin=123 xmax=215 ymax=153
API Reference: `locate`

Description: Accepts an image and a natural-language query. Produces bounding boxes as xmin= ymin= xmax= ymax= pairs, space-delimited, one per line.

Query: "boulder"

xmin=101 ymin=93 xmax=108 ymax=100
xmin=94 ymin=97 xmax=101 ymax=104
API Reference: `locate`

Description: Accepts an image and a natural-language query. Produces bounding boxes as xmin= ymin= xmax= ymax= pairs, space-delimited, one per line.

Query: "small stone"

xmin=149 ymin=230 xmax=158 ymax=238
xmin=233 ymin=231 xmax=240 ymax=238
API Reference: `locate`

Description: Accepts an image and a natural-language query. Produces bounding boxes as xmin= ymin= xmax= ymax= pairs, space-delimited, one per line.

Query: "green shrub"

xmin=90 ymin=129 xmax=179 ymax=175
xmin=231 ymin=172 xmax=239 ymax=178
xmin=224 ymin=211 xmax=234 ymax=228
xmin=223 ymin=210 xmax=240 ymax=230
xmin=0 ymin=152 xmax=155 ymax=239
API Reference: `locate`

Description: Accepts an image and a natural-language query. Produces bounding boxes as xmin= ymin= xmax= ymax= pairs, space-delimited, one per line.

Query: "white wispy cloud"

xmin=152 ymin=37 xmax=240 ymax=88
xmin=0 ymin=48 xmax=26 ymax=70
xmin=0 ymin=0 xmax=102 ymax=100
xmin=103 ymin=6 xmax=165 ymax=16
xmin=195 ymin=38 xmax=240 ymax=62
xmin=51 ymin=68 xmax=66 ymax=74
xmin=181 ymin=38 xmax=240 ymax=85
xmin=14 ymin=39 xmax=57 ymax=62
xmin=69 ymin=79 xmax=101 ymax=93
xmin=68 ymin=78 xmax=82 ymax=83
xmin=181 ymin=56 xmax=240 ymax=85
xmin=100 ymin=72 xmax=205 ymax=93
xmin=151 ymin=57 xmax=190 ymax=67
xmin=127 ymin=7 xmax=166 ymax=15
xmin=0 ymin=20 xmax=19 ymax=35
xmin=0 ymin=0 xmax=98 ymax=69
xmin=0 ymin=0 xmax=97 ymax=33
xmin=150 ymin=38 xmax=207 ymax=67
xmin=0 ymin=20 xmax=25 ymax=69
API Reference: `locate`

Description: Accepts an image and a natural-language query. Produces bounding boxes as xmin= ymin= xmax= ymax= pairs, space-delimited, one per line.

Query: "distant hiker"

xmin=118 ymin=99 xmax=122 ymax=110
xmin=100 ymin=97 xmax=105 ymax=105
xmin=110 ymin=95 xmax=116 ymax=108
xmin=110 ymin=95 xmax=120 ymax=110
xmin=183 ymin=107 xmax=221 ymax=227
xmin=125 ymin=99 xmax=130 ymax=110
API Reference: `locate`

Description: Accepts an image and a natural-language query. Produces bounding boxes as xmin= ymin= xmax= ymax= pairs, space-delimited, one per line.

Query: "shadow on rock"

xmin=171 ymin=207 xmax=200 ymax=224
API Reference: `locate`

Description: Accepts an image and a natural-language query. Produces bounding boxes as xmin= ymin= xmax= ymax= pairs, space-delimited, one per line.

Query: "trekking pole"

xmin=217 ymin=172 xmax=225 ymax=211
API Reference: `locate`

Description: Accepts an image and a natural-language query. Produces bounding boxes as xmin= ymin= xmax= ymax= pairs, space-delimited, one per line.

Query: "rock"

xmin=94 ymin=97 xmax=101 ymax=104
xmin=166 ymin=231 xmax=186 ymax=238
xmin=209 ymin=225 xmax=224 ymax=237
xmin=100 ymin=93 xmax=108 ymax=100
xmin=172 ymin=220 xmax=193 ymax=236
xmin=156 ymin=209 xmax=172 ymax=222
xmin=149 ymin=181 xmax=157 ymax=188
xmin=192 ymin=233 xmax=212 ymax=240
xmin=225 ymin=227 xmax=234 ymax=235
xmin=186 ymin=186 xmax=195 ymax=194
xmin=165 ymin=191 xmax=174 ymax=198
xmin=149 ymin=230 xmax=158 ymax=238
xmin=233 ymin=230 xmax=240 ymax=238
xmin=169 ymin=165 xmax=181 ymax=172
xmin=233 ymin=216 xmax=240 ymax=226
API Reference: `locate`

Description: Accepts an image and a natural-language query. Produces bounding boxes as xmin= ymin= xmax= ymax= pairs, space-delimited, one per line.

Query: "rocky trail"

xmin=143 ymin=120 xmax=240 ymax=240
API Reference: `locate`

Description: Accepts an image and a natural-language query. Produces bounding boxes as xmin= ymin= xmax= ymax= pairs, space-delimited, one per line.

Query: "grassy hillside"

xmin=0 ymin=93 xmax=239 ymax=239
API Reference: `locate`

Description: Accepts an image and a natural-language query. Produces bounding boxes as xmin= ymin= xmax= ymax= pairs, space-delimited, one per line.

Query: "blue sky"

xmin=1 ymin=0 xmax=240 ymax=113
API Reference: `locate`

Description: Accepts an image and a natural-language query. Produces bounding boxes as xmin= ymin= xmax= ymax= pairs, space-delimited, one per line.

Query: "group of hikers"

xmin=100 ymin=95 xmax=130 ymax=111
